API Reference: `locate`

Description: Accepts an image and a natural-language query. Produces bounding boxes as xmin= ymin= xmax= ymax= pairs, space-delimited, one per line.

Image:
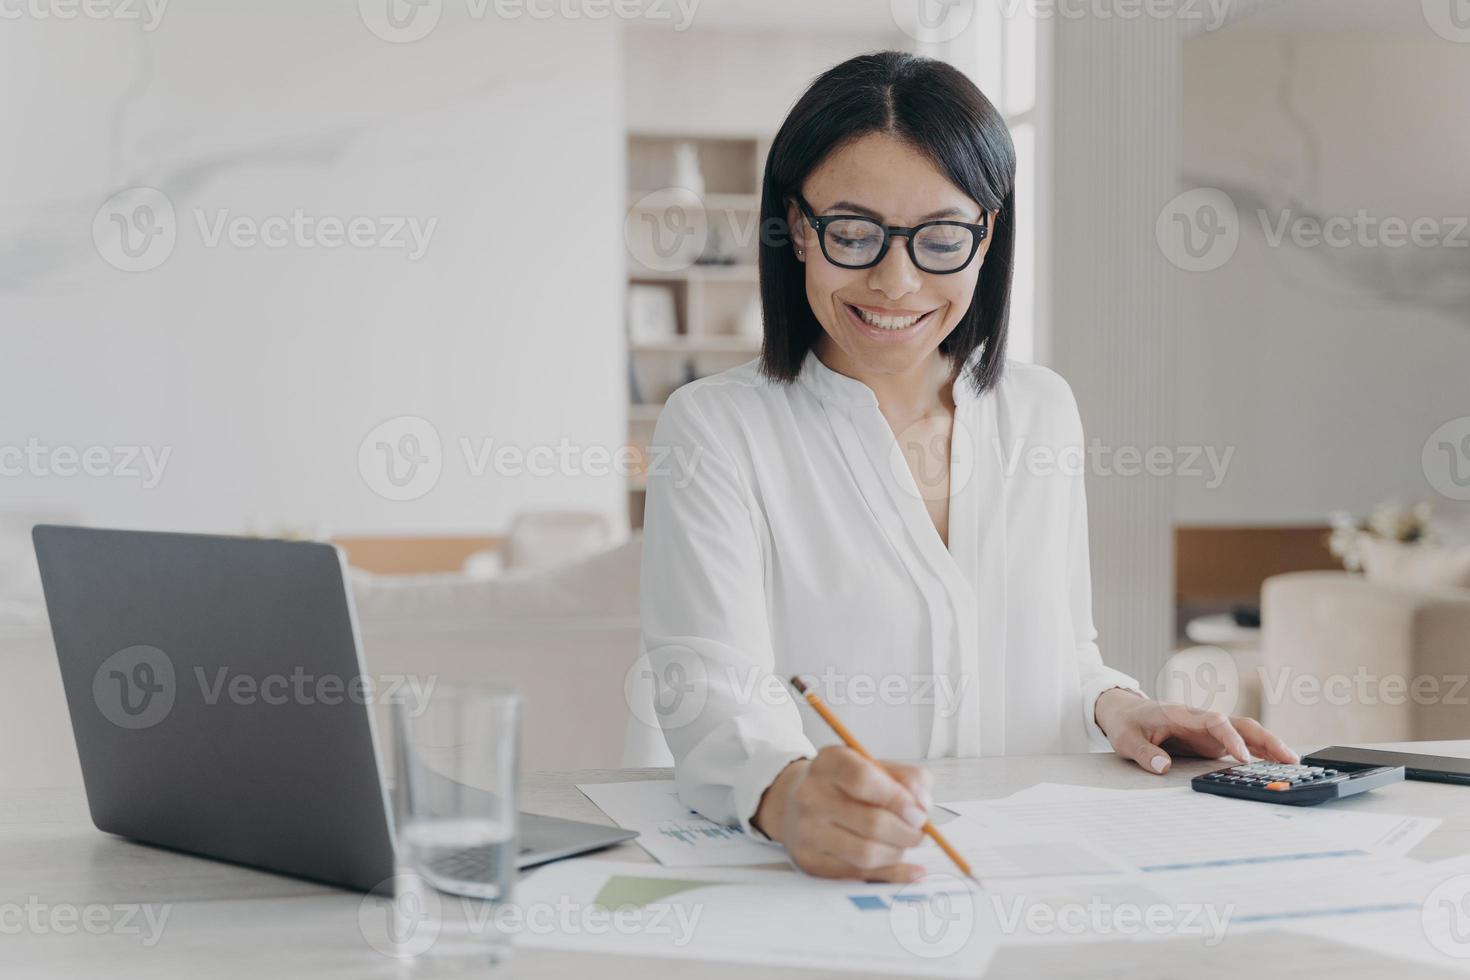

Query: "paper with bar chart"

xmin=577 ymin=780 xmax=783 ymax=867
xmin=514 ymin=859 xmax=995 ymax=976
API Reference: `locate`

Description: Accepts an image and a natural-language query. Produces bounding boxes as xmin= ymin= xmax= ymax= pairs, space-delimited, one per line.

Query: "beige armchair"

xmin=1260 ymin=571 xmax=1470 ymax=747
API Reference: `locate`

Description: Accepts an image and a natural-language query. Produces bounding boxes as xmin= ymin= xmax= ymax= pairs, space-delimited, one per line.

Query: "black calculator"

xmin=1191 ymin=761 xmax=1405 ymax=806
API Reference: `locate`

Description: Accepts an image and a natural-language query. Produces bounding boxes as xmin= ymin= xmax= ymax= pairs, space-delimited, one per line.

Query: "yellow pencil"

xmin=789 ymin=676 xmax=980 ymax=886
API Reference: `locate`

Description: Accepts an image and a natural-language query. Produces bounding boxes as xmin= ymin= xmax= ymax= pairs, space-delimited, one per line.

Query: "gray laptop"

xmin=33 ymin=524 xmax=636 ymax=895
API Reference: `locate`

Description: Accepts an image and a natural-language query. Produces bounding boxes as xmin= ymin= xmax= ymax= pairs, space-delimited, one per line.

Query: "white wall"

xmin=1049 ymin=14 xmax=1182 ymax=686
xmin=1177 ymin=29 xmax=1470 ymax=525
xmin=0 ymin=4 xmax=627 ymax=541
xmin=624 ymin=25 xmax=908 ymax=136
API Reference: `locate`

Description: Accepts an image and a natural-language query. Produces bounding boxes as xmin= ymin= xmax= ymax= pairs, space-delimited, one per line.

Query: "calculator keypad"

xmin=1198 ymin=763 xmax=1342 ymax=791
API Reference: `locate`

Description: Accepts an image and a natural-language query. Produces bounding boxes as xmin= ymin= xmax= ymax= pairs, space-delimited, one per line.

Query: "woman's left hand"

xmin=1094 ymin=688 xmax=1298 ymax=774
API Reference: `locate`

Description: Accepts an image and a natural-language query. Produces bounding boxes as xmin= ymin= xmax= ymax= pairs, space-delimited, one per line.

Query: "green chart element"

xmin=593 ymin=875 xmax=729 ymax=911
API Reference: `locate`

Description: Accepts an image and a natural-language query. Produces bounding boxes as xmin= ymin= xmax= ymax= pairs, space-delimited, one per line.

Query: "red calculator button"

xmin=1265 ymin=781 xmax=1291 ymax=791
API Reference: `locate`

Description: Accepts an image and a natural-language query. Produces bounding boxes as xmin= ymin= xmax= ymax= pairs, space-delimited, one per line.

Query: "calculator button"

xmin=1265 ymin=781 xmax=1291 ymax=791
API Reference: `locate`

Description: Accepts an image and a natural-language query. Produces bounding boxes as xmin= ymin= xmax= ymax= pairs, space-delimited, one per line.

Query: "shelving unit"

xmin=624 ymin=131 xmax=770 ymax=528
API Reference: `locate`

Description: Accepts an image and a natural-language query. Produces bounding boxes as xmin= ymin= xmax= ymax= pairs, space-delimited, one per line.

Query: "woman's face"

xmin=787 ymin=131 xmax=998 ymax=383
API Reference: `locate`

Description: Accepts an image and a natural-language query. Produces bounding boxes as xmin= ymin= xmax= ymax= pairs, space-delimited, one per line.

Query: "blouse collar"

xmin=796 ymin=346 xmax=986 ymax=411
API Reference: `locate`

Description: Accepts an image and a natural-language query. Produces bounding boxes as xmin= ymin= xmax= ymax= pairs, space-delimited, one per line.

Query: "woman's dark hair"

xmin=758 ymin=51 xmax=1016 ymax=396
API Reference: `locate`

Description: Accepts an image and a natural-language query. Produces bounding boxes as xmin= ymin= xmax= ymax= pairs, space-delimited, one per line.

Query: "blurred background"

xmin=3 ymin=0 xmax=1468 ymax=784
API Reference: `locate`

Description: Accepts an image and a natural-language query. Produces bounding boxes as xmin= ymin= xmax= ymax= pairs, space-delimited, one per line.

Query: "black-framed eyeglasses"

xmin=793 ymin=194 xmax=989 ymax=275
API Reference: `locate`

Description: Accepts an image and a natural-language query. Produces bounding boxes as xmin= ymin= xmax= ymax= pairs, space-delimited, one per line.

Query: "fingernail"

xmin=1150 ymin=756 xmax=1169 ymax=773
xmin=917 ymin=787 xmax=933 ymax=811
xmin=902 ymin=805 xmax=927 ymax=828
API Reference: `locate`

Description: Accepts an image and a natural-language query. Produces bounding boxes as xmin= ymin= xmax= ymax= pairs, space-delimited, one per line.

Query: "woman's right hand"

xmin=752 ymin=745 xmax=933 ymax=882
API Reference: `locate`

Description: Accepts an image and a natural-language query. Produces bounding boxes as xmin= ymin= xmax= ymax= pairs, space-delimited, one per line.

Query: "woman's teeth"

xmin=854 ymin=306 xmax=926 ymax=330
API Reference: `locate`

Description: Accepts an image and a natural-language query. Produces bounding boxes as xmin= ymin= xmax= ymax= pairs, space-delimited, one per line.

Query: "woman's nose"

xmin=865 ymin=236 xmax=923 ymax=299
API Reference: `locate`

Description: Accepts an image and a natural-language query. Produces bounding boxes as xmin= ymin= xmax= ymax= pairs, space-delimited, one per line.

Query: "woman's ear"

xmin=785 ymin=198 xmax=808 ymax=262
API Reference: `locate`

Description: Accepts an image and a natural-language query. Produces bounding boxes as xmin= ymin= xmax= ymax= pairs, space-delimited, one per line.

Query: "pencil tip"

xmin=789 ymin=675 xmax=809 ymax=694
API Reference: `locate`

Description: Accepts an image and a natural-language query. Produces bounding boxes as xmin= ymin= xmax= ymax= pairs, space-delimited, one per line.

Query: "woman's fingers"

xmin=883 ymin=761 xmax=935 ymax=813
xmin=1110 ymin=724 xmax=1172 ymax=774
xmin=810 ymin=821 xmax=911 ymax=874
xmin=820 ymin=747 xmax=925 ymax=825
xmin=826 ymin=794 xmax=927 ymax=849
xmin=795 ymin=847 xmax=925 ymax=883
xmin=1159 ymin=704 xmax=1250 ymax=763
xmin=1231 ymin=716 xmax=1299 ymax=764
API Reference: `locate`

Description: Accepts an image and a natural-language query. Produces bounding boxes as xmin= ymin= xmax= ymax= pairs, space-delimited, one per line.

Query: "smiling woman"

xmin=639 ymin=50 xmax=1297 ymax=886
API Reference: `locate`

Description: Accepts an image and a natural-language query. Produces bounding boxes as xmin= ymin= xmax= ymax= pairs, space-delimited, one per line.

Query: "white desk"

xmin=5 ymin=746 xmax=1469 ymax=979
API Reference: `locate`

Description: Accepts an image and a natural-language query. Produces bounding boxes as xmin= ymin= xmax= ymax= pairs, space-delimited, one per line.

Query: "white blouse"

xmin=637 ymin=348 xmax=1141 ymax=836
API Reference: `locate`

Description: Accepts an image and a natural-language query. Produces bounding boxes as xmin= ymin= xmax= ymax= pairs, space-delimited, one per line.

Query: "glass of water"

xmin=388 ymin=682 xmax=522 ymax=971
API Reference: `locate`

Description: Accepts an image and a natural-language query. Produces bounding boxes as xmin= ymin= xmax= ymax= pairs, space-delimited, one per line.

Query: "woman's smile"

xmin=839 ymin=299 xmax=944 ymax=343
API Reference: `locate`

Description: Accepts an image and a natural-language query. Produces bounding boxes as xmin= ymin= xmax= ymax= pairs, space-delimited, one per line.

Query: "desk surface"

xmin=6 ymin=745 xmax=1469 ymax=979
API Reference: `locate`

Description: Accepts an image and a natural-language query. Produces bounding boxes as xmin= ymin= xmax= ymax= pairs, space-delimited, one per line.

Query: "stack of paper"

xmin=543 ymin=778 xmax=1467 ymax=975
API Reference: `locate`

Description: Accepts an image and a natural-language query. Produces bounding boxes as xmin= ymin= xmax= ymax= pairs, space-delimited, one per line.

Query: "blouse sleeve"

xmin=1058 ymin=383 xmax=1145 ymax=749
xmin=638 ymin=386 xmax=815 ymax=838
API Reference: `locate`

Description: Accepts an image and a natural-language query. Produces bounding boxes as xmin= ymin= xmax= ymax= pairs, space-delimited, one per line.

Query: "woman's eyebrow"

xmin=824 ymin=200 xmax=977 ymax=222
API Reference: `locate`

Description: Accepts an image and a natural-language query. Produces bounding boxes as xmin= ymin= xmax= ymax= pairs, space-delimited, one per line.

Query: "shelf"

xmin=630 ymin=337 xmax=759 ymax=355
